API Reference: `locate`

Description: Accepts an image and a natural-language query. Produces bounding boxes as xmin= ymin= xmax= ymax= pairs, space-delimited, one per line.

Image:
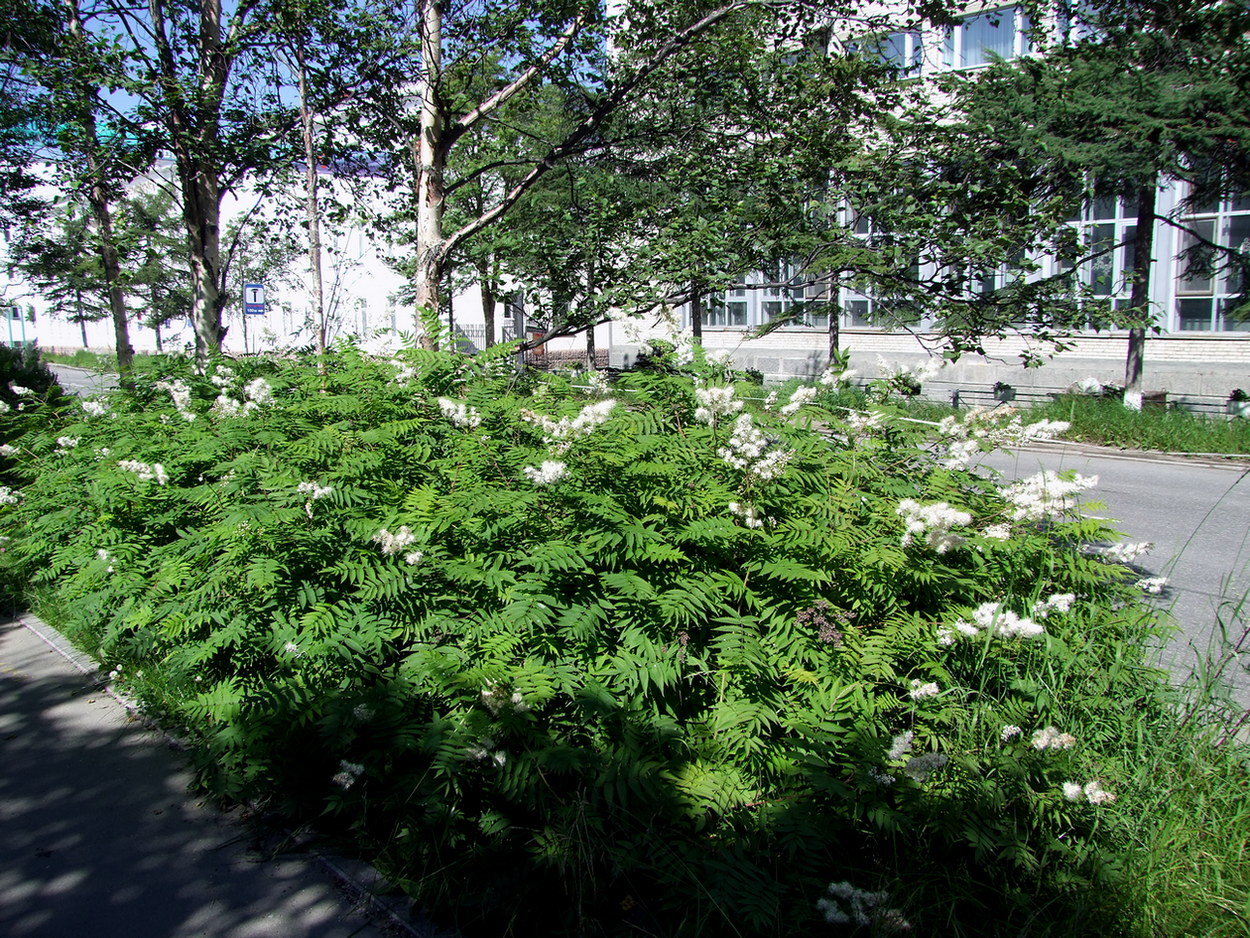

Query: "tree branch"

xmin=447 ymin=10 xmax=589 ymax=146
xmin=438 ymin=0 xmax=758 ymax=267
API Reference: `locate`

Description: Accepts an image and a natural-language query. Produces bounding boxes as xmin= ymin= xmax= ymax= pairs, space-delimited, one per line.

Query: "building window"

xmin=703 ymin=300 xmax=749 ymax=328
xmin=852 ymin=30 xmax=923 ymax=75
xmin=944 ymin=7 xmax=1030 ymax=69
xmin=1175 ymin=187 xmax=1250 ymax=331
xmin=1054 ymin=193 xmax=1138 ymax=328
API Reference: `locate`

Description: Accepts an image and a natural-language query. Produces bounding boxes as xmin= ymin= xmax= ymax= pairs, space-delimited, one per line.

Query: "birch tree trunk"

xmin=413 ymin=0 xmax=445 ymax=349
xmin=64 ymin=0 xmax=134 ymax=377
xmin=147 ymin=0 xmax=235 ymax=365
xmin=294 ymin=37 xmax=327 ymax=357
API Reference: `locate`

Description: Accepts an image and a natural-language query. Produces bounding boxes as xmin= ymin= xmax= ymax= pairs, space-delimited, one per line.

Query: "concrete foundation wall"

xmin=610 ymin=329 xmax=1250 ymax=404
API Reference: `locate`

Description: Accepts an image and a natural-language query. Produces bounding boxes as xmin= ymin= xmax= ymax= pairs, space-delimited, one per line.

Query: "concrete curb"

xmin=1014 ymin=438 xmax=1250 ymax=471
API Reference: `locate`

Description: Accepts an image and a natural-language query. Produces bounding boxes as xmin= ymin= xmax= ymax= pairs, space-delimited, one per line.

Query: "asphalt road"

xmin=48 ymin=363 xmax=117 ymax=395
xmin=982 ymin=444 xmax=1250 ymax=703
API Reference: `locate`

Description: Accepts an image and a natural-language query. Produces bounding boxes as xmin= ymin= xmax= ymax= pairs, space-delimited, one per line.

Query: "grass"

xmin=39 ymin=349 xmax=172 ymax=371
xmin=38 ymin=349 xmax=121 ymax=369
xmin=1024 ymin=395 xmax=1250 ymax=456
xmin=1119 ymin=595 xmax=1250 ymax=936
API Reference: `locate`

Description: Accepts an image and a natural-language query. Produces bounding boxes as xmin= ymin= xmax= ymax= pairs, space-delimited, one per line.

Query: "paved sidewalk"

xmin=0 ymin=615 xmax=409 ymax=938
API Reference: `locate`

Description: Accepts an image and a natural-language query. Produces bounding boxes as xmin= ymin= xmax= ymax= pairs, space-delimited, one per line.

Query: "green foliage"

xmin=0 ymin=343 xmax=1224 ymax=935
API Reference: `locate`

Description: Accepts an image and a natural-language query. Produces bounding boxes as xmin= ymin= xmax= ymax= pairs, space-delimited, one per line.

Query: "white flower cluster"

xmin=843 ymin=409 xmax=883 ymax=438
xmin=693 ymin=386 xmax=743 ymax=425
xmin=0 ymin=485 xmax=20 ymax=505
xmin=937 ymin=436 xmax=982 ymax=471
xmin=908 ymin=679 xmax=940 ymax=700
xmin=1032 ymin=725 xmax=1077 ymax=750
xmin=244 ymin=377 xmax=273 ymax=405
xmin=937 ymin=601 xmax=1045 ymax=646
xmin=525 ymin=399 xmax=616 ymax=447
xmin=1001 ymin=724 xmax=1022 ymax=742
xmin=867 ymin=766 xmax=895 ymax=786
xmin=704 ymin=348 xmax=734 ymax=368
xmin=1003 ymin=470 xmax=1098 ymax=522
xmin=1136 ymin=576 xmax=1168 ymax=594
xmin=523 ymin=460 xmax=568 ymax=486
xmin=727 ymin=501 xmax=769 ymax=529
xmin=876 ymin=354 xmax=943 ymax=385
xmin=298 ymin=481 xmax=333 ymax=517
xmin=209 ymin=365 xmax=235 ymax=388
xmin=779 ymin=385 xmax=818 ymax=417
xmin=56 ymin=436 xmax=80 ymax=452
xmin=81 ymin=398 xmax=110 ymax=417
xmin=332 ymin=759 xmax=365 ymax=790
xmin=582 ymin=370 xmax=612 ymax=395
xmin=717 ymin=414 xmax=792 ymax=480
xmin=465 ymin=737 xmax=508 ymax=766
xmin=117 ymin=459 xmax=169 ymax=485
xmin=903 ymin=751 xmax=948 ymax=781
xmin=373 ymin=526 xmax=423 ymax=564
xmin=981 ymin=523 xmax=1012 ymax=541
xmin=1032 ymin=592 xmax=1076 ymax=618
xmin=298 ymin=481 xmax=333 ymax=501
xmin=1018 ymin=419 xmax=1071 ymax=443
xmin=1063 ymin=779 xmax=1116 ymax=805
xmin=0 ymin=399 xmax=9 ymax=414
xmin=9 ymin=384 xmax=33 ymax=396
xmin=391 ymin=357 xmax=418 ymax=384
xmin=897 ymin=499 xmax=972 ymax=553
xmin=0 ymin=443 xmax=18 ymax=457
xmin=283 ymin=640 xmax=302 ymax=657
xmin=819 ymin=365 xmax=857 ymax=386
xmin=480 ymin=682 xmax=531 ymax=716
xmin=886 ymin=730 xmax=914 ymax=762
xmin=1103 ymin=541 xmax=1153 ymax=563
xmin=96 ymin=548 xmax=115 ymax=573
xmin=210 ymin=374 xmax=274 ymax=418
xmin=438 ymin=397 xmax=482 ymax=429
xmin=933 ymin=412 xmax=1071 ymax=470
xmin=817 ymin=882 xmax=909 ymax=930
xmin=156 ymin=379 xmax=197 ymax=422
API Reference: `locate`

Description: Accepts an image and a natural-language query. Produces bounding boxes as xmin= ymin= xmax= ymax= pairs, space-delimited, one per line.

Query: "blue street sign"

xmin=244 ymin=283 xmax=266 ymax=316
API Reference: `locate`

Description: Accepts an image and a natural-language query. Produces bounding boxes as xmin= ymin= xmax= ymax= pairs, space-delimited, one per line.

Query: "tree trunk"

xmin=64 ymin=0 xmax=133 ymax=377
xmin=85 ymin=187 xmax=135 ymax=377
xmin=1123 ymin=177 xmax=1157 ymax=408
xmin=586 ymin=255 xmax=597 ymax=367
xmin=827 ymin=287 xmax=841 ymax=361
xmin=478 ymin=259 xmax=496 ymax=349
xmin=151 ymin=282 xmax=163 ymax=351
xmin=690 ymin=282 xmax=703 ymax=340
xmin=413 ymin=0 xmax=445 ymax=349
xmin=76 ymin=289 xmax=88 ymax=347
xmin=179 ymin=163 xmax=226 ymax=365
xmin=147 ymin=0 xmax=230 ymax=367
xmin=295 ymin=37 xmax=327 ymax=358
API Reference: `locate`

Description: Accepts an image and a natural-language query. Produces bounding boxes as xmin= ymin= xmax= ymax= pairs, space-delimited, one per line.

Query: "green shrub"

xmin=0 ymin=342 xmax=1204 ymax=935
xmin=0 ymin=343 xmax=66 ymax=412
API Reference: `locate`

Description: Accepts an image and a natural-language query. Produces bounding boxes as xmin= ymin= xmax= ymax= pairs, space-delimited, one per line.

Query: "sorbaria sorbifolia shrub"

xmin=0 ymin=343 xmax=1164 ymax=936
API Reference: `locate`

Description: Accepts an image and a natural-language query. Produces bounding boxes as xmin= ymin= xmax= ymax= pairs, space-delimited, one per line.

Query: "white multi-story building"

xmin=619 ymin=4 xmax=1250 ymax=403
